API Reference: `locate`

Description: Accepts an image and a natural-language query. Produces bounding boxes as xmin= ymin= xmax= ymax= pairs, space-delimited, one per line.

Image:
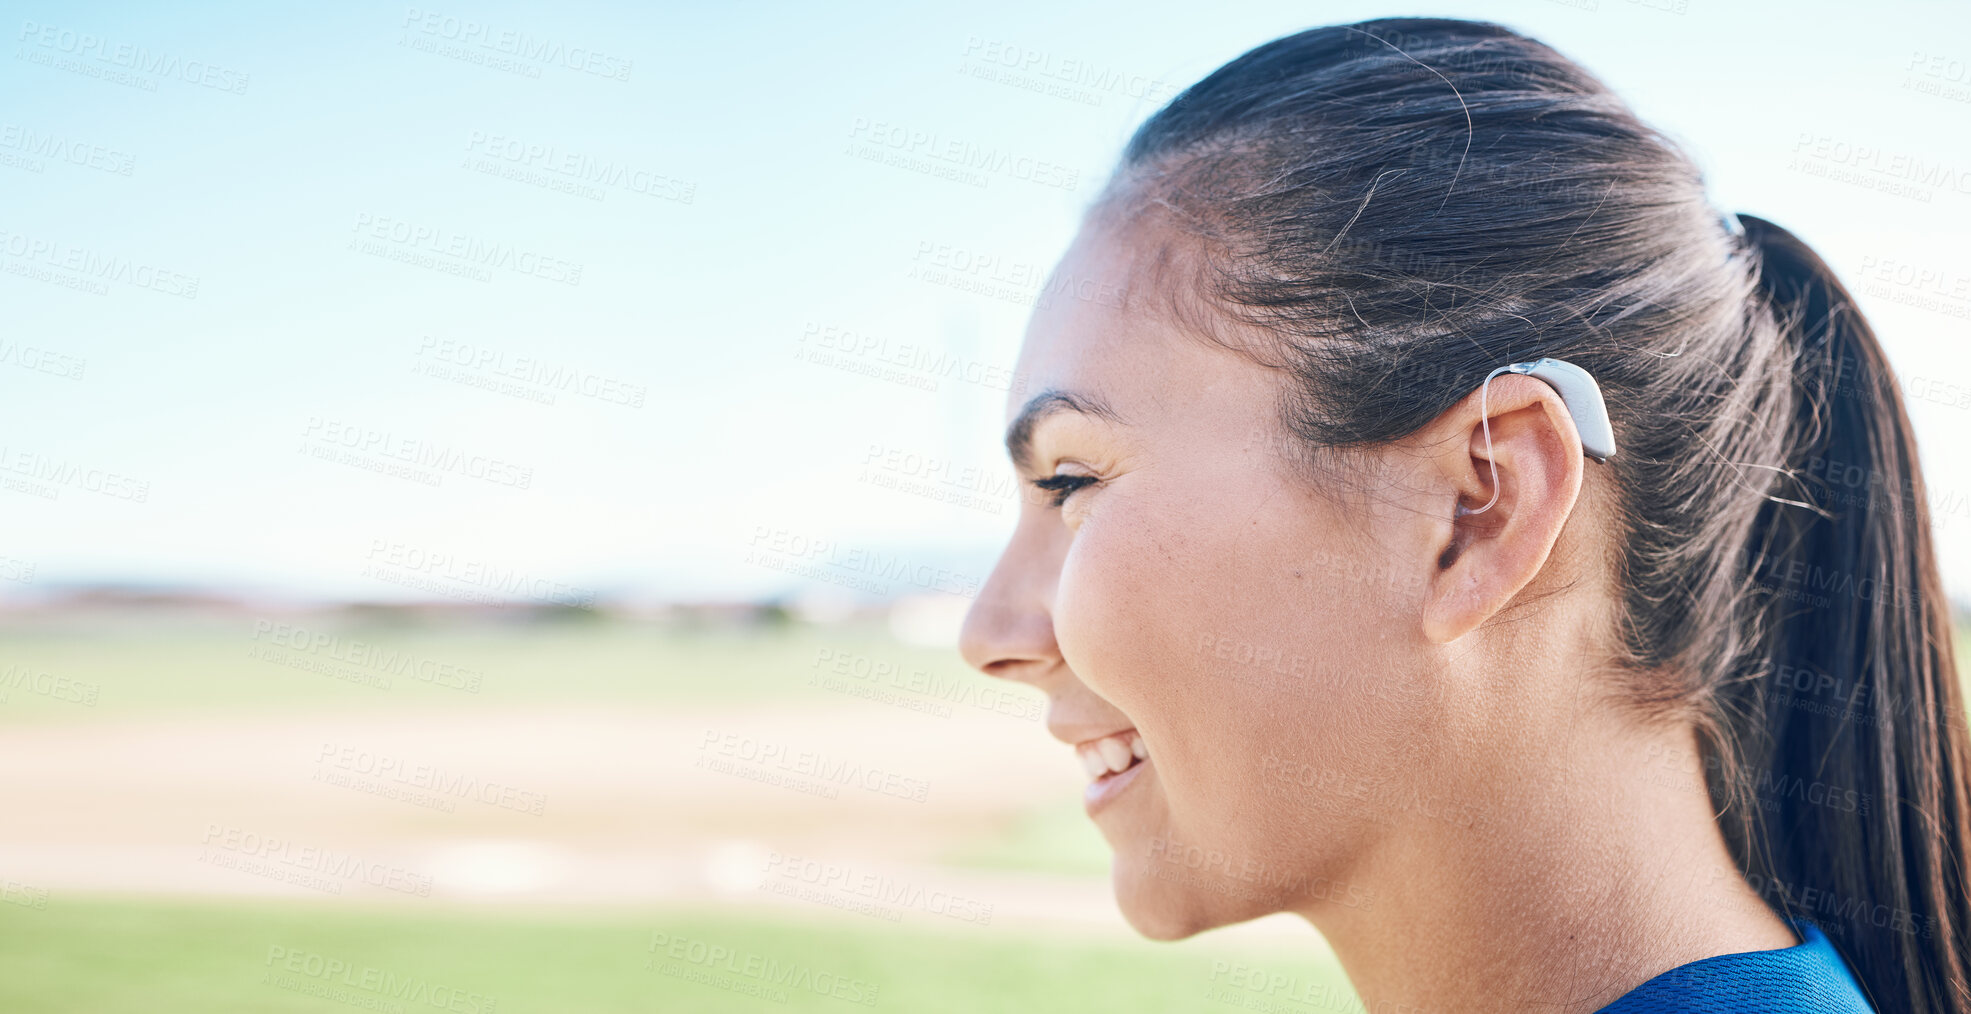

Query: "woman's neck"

xmin=1298 ymin=715 xmax=1799 ymax=1014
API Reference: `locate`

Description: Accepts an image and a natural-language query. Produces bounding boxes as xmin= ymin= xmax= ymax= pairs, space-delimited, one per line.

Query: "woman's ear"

xmin=1411 ymin=375 xmax=1586 ymax=643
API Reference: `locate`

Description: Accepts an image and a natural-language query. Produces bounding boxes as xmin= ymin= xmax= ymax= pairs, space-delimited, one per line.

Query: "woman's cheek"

xmin=1055 ymin=492 xmax=1216 ymax=732
xmin=1050 ymin=506 xmax=1144 ymax=707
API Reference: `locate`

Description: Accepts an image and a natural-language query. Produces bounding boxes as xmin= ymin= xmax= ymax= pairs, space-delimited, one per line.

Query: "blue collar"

xmin=1594 ymin=921 xmax=1875 ymax=1012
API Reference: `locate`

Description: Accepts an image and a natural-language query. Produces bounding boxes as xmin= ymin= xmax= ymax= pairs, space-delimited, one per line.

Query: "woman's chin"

xmin=1110 ymin=853 xmax=1232 ymax=941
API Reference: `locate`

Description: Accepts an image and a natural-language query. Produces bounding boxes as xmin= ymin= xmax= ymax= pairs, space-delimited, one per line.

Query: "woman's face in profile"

xmin=960 ymin=215 xmax=1448 ymax=939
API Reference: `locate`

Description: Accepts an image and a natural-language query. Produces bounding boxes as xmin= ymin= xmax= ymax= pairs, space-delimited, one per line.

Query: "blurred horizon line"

xmin=3 ymin=579 xmax=1965 ymax=632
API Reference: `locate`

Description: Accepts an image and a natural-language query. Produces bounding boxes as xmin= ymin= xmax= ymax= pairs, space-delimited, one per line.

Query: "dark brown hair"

xmin=1102 ymin=17 xmax=1971 ymax=1011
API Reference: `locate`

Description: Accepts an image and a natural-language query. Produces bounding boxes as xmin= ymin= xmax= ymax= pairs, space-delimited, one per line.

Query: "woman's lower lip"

xmin=1084 ymin=757 xmax=1149 ymax=816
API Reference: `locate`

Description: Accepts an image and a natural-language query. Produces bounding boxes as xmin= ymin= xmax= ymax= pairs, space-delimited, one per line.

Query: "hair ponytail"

xmin=1716 ymin=213 xmax=1971 ymax=1012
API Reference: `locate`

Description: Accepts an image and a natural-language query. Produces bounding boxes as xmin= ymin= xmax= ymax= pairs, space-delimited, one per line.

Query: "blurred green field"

xmin=0 ymin=614 xmax=1016 ymax=722
xmin=3 ymin=613 xmax=1963 ymax=1014
xmin=0 ymin=896 xmax=1350 ymax=1014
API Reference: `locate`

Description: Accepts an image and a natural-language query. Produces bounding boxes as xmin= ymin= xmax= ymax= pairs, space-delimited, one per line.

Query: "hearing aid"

xmin=1465 ymin=357 xmax=1616 ymax=516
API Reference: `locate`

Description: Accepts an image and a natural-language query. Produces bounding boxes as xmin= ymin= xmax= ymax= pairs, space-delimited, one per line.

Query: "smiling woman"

xmin=958 ymin=16 xmax=1971 ymax=1014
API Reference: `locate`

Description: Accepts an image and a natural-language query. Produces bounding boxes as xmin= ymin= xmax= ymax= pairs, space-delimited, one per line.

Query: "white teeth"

xmin=1097 ymin=736 xmax=1132 ymax=772
xmin=1076 ymin=730 xmax=1148 ymax=781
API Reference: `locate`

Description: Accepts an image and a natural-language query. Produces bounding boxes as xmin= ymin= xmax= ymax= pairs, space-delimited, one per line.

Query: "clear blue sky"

xmin=4 ymin=0 xmax=1968 ymax=605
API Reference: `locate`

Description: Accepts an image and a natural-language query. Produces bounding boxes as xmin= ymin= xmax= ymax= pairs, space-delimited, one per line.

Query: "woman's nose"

xmin=958 ymin=533 xmax=1064 ymax=689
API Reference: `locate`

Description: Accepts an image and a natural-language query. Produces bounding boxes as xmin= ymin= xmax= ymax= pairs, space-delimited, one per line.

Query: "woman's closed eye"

xmin=1030 ymin=473 xmax=1099 ymax=510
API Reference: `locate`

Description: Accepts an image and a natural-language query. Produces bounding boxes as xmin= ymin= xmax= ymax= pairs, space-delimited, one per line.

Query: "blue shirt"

xmin=1595 ymin=922 xmax=1875 ymax=1012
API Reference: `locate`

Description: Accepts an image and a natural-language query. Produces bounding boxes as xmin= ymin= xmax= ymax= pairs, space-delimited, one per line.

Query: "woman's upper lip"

xmin=1074 ymin=729 xmax=1137 ymax=751
xmin=1047 ymin=721 xmax=1139 ymax=750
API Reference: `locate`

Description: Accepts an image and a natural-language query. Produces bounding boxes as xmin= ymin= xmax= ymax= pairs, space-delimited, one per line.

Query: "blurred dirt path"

xmin=0 ymin=704 xmax=1323 ymax=951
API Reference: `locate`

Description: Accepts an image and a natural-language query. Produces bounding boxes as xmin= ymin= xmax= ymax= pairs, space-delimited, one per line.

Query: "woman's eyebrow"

xmin=1004 ymin=388 xmax=1127 ymax=473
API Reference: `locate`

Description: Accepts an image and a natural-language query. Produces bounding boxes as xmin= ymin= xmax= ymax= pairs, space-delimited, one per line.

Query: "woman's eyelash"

xmin=1029 ymin=473 xmax=1098 ymax=509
